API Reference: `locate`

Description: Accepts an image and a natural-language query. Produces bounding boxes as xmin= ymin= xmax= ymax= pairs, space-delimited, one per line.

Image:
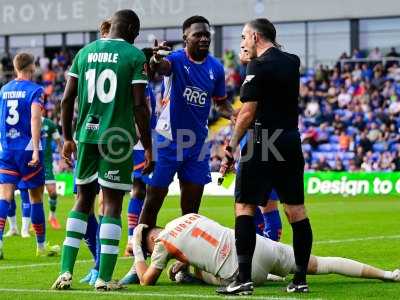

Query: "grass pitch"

xmin=0 ymin=193 xmax=399 ymax=299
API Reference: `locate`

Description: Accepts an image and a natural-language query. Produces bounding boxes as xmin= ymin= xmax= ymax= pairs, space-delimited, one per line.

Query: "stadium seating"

xmin=1 ymin=50 xmax=399 ymax=172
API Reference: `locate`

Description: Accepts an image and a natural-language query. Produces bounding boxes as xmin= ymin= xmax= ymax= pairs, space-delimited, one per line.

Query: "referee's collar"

xmin=259 ymin=46 xmax=276 ymax=58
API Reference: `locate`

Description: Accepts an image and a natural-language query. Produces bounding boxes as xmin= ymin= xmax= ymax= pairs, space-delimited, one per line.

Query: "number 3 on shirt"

xmin=6 ymin=99 xmax=19 ymax=125
xmin=85 ymin=68 xmax=117 ymax=104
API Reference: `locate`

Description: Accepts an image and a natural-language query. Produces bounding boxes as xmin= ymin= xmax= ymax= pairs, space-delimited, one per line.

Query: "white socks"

xmin=21 ymin=217 xmax=30 ymax=234
xmin=8 ymin=216 xmax=18 ymax=231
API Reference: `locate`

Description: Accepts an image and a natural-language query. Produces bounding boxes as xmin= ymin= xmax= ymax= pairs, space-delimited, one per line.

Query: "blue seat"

xmin=302 ymin=144 xmax=312 ymax=152
xmin=372 ymin=152 xmax=381 ymax=161
xmin=318 ymin=144 xmax=332 ymax=152
xmin=344 ymin=152 xmax=355 ymax=160
xmin=328 ymin=160 xmax=336 ymax=168
xmin=312 ymin=152 xmax=322 ymax=160
xmin=329 ymin=135 xmax=339 ymax=143
xmin=372 ymin=143 xmax=387 ymax=153
xmin=346 ymin=127 xmax=358 ymax=136
xmin=390 ymin=143 xmax=400 ymax=152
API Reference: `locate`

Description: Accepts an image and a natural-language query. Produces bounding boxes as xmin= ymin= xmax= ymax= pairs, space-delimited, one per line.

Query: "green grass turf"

xmin=0 ymin=194 xmax=399 ymax=299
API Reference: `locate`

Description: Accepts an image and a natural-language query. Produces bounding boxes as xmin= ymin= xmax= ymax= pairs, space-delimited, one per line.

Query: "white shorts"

xmin=217 ymin=235 xmax=296 ymax=285
xmin=269 ymin=243 xmax=296 ymax=278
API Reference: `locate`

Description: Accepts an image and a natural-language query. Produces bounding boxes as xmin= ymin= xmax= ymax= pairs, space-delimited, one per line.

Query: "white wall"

xmin=0 ymin=0 xmax=399 ymax=35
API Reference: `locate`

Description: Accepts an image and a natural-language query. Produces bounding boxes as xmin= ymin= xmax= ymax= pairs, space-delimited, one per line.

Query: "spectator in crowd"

xmin=351 ymin=48 xmax=363 ymax=59
xmin=339 ymin=130 xmax=351 ymax=151
xmin=368 ymin=47 xmax=382 ymax=60
xmin=359 ymin=131 xmax=373 ymax=153
xmin=386 ymin=47 xmax=399 ymax=58
xmin=2 ymin=45 xmax=400 ymax=173
xmin=315 ymin=156 xmax=331 ymax=171
xmin=394 ymin=150 xmax=400 ymax=171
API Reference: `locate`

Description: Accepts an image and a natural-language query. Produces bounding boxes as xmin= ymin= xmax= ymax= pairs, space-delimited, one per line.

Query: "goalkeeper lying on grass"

xmin=127 ymin=213 xmax=400 ymax=288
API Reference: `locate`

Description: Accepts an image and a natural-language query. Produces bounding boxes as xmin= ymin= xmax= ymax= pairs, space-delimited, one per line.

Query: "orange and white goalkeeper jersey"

xmin=150 ymin=214 xmax=236 ymax=279
xmin=150 ymin=214 xmax=296 ymax=284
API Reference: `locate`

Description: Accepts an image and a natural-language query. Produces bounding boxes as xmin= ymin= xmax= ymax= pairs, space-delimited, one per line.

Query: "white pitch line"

xmin=314 ymin=235 xmax=400 ymax=245
xmin=0 ymin=256 xmax=130 ymax=270
xmin=0 ymin=288 xmax=320 ymax=300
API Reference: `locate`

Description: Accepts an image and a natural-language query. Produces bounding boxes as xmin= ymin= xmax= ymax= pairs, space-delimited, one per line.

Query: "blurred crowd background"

xmin=0 ymin=45 xmax=400 ymax=173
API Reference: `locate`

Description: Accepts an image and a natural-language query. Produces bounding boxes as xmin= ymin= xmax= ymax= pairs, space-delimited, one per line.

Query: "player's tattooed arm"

xmin=229 ymin=101 xmax=258 ymax=151
xmin=220 ymin=101 xmax=257 ymax=175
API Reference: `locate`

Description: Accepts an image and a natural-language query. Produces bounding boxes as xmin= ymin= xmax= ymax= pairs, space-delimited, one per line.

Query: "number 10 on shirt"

xmin=85 ymin=68 xmax=117 ymax=104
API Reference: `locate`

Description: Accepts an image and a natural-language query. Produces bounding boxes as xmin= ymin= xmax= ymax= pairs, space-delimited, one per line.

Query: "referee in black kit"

xmin=217 ymin=19 xmax=312 ymax=295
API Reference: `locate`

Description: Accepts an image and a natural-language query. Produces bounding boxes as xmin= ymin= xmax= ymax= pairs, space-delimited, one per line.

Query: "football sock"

xmin=291 ymin=218 xmax=313 ymax=284
xmin=235 ymin=215 xmax=256 ymax=283
xmin=84 ymin=214 xmax=98 ymax=261
xmin=61 ymin=211 xmax=88 ymax=274
xmin=253 ymin=207 xmax=265 ymax=235
xmin=20 ymin=189 xmax=31 ymax=217
xmin=48 ymin=196 xmax=57 ymax=217
xmin=7 ymin=199 xmax=16 ymax=218
xmin=7 ymin=199 xmax=17 ymax=231
xmin=127 ymin=197 xmax=144 ymax=242
xmin=99 ymin=216 xmax=122 ymax=282
xmin=31 ymin=203 xmax=46 ymax=248
xmin=263 ymin=209 xmax=282 ymax=241
xmin=0 ymin=200 xmax=9 ymax=241
xmin=94 ymin=215 xmax=102 ymax=271
xmin=20 ymin=190 xmax=31 ymax=232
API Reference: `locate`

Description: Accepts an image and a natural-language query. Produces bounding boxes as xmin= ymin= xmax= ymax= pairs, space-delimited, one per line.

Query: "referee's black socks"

xmin=235 ymin=215 xmax=256 ymax=283
xmin=291 ymin=218 xmax=313 ymax=284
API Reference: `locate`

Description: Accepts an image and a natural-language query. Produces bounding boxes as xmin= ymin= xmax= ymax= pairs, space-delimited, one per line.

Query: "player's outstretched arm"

xmin=149 ymin=40 xmax=172 ymax=75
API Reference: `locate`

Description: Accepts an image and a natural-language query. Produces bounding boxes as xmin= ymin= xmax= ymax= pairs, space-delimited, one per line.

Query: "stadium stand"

xmin=1 ymin=47 xmax=400 ymax=173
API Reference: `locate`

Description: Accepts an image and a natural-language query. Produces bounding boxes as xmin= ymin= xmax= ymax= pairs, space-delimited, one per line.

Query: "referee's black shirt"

xmin=240 ymin=47 xmax=300 ymax=131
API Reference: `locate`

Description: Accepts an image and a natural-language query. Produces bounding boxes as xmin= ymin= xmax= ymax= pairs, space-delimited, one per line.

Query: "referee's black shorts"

xmin=235 ymin=130 xmax=305 ymax=206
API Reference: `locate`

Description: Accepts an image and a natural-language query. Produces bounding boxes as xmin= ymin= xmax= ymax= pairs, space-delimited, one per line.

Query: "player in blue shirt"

xmin=0 ymin=53 xmax=59 ymax=259
xmin=4 ymin=182 xmax=32 ymax=238
xmin=140 ymin=15 xmax=234 ymax=228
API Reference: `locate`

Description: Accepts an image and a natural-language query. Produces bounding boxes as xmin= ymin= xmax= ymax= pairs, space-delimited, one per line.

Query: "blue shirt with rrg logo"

xmin=157 ymin=49 xmax=226 ymax=143
xmin=0 ymin=79 xmax=44 ymax=150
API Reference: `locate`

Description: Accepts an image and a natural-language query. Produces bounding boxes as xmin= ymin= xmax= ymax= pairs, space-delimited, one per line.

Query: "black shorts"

xmin=235 ymin=130 xmax=305 ymax=206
